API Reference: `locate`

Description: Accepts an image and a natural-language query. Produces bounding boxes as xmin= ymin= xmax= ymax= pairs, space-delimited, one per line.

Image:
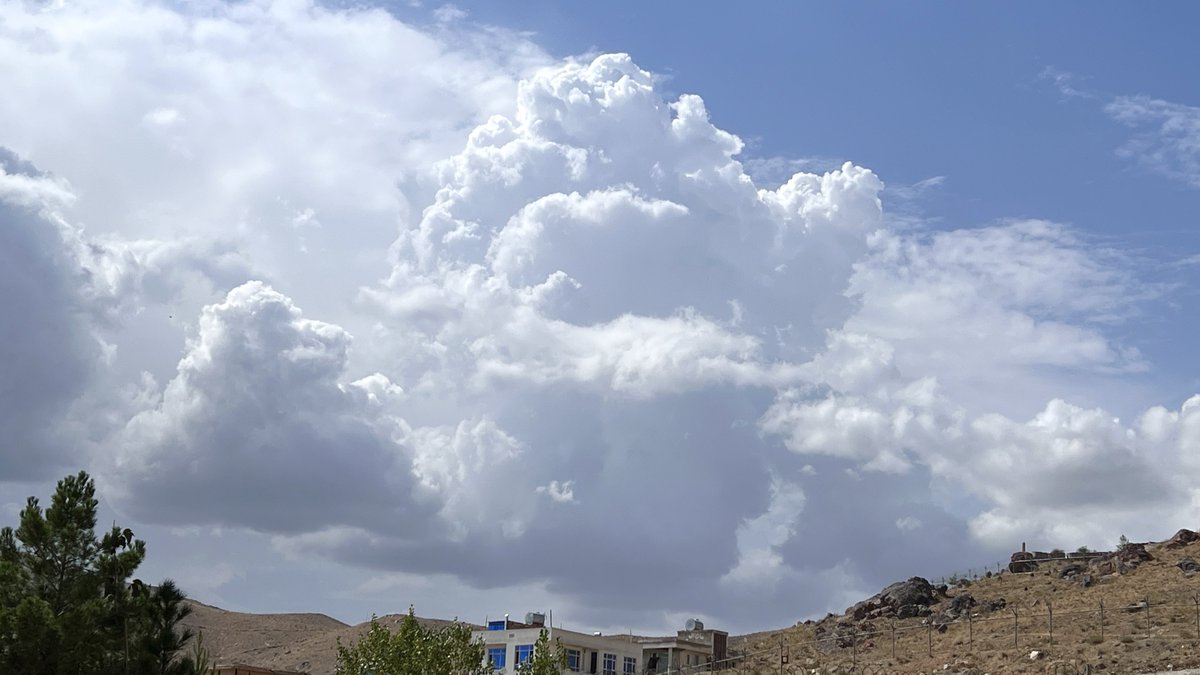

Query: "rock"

xmin=1115 ymin=542 xmax=1153 ymax=564
xmin=1078 ymin=574 xmax=1094 ymax=588
xmin=1029 ymin=650 xmax=1043 ymax=660
xmin=1009 ymin=551 xmax=1038 ymax=573
xmin=948 ymin=593 xmax=976 ymax=617
xmin=1166 ymin=529 xmax=1199 ymax=549
xmin=847 ymin=576 xmax=937 ymax=621
xmin=1177 ymin=559 xmax=1200 ymax=575
xmin=985 ymin=598 xmax=1007 ymax=612
xmin=1059 ymin=563 xmax=1087 ymax=579
xmin=1089 ymin=543 xmax=1152 ymax=576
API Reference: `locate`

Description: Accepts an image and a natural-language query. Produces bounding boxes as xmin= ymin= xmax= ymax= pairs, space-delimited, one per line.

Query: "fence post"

xmin=928 ymin=620 xmax=933 ymax=657
xmin=891 ymin=619 xmax=896 ymax=659
xmin=1048 ymin=600 xmax=1054 ymax=645
xmin=778 ymin=635 xmax=783 ymax=675
xmin=1099 ymin=600 xmax=1105 ymax=643
xmin=851 ymin=626 xmax=857 ymax=667
xmin=1146 ymin=599 xmax=1152 ymax=639
xmin=968 ymin=611 xmax=973 ymax=650
xmin=1194 ymin=594 xmax=1200 ymax=639
xmin=1012 ymin=608 xmax=1019 ymax=649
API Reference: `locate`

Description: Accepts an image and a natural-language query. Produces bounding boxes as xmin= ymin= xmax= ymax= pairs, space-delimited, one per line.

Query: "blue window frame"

xmin=566 ymin=649 xmax=581 ymax=672
xmin=603 ymin=653 xmax=617 ymax=675
xmin=487 ymin=620 xmax=507 ymax=631
xmin=488 ymin=646 xmax=506 ymax=669
xmin=516 ymin=644 xmax=534 ymax=665
xmin=623 ymin=656 xmax=636 ymax=675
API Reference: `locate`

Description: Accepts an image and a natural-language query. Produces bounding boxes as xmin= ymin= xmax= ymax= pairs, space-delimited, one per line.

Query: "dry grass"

xmin=180 ymin=599 xmax=477 ymax=675
xmin=728 ymin=539 xmax=1200 ymax=674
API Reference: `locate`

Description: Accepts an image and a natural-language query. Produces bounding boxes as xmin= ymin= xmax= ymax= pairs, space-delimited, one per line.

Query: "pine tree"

xmin=0 ymin=471 xmax=199 ymax=675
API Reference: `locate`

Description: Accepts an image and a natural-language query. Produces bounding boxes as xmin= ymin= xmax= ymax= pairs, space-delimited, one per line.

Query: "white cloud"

xmin=536 ymin=480 xmax=576 ymax=503
xmin=1106 ymin=95 xmax=1200 ymax=188
xmin=0 ymin=148 xmax=247 ymax=480
xmin=2 ymin=0 xmax=1197 ymax=634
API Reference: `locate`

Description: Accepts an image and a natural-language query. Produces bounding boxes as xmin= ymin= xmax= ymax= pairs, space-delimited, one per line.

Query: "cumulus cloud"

xmin=99 ymin=50 xmax=1194 ymax=631
xmin=0 ymin=148 xmax=247 ymax=479
xmin=0 ymin=0 xmax=547 ymax=340
xmin=3 ymin=0 xmax=1196 ymax=633
xmin=112 ymin=282 xmax=431 ymax=534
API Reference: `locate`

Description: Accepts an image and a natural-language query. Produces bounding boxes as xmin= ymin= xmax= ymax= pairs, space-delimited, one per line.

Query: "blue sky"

xmin=2 ymin=0 xmax=1200 ymax=638
xmin=428 ymin=0 xmax=1200 ymax=408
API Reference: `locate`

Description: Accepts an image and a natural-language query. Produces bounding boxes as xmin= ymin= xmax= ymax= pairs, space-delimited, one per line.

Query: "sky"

xmin=2 ymin=0 xmax=1200 ymax=636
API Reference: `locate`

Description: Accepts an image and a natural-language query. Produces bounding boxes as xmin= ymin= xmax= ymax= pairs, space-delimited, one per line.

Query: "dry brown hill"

xmin=184 ymin=528 xmax=1200 ymax=675
xmin=181 ymin=601 xmax=479 ymax=675
xmin=729 ymin=528 xmax=1200 ymax=674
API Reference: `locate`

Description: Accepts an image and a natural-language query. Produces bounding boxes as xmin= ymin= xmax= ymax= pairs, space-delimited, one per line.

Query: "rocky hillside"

xmin=730 ymin=528 xmax=1200 ymax=674
xmin=184 ymin=528 xmax=1200 ymax=675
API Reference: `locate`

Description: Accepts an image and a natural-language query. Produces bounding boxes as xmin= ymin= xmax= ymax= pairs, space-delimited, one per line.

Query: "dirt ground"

xmin=729 ymin=538 xmax=1200 ymax=674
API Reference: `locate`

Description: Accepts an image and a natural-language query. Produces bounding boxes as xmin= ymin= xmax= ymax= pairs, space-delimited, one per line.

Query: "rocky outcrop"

xmin=1165 ymin=529 xmax=1199 ymax=549
xmin=846 ymin=577 xmax=938 ymax=621
xmin=1088 ymin=542 xmax=1153 ymax=576
xmin=946 ymin=593 xmax=976 ymax=618
xmin=1177 ymin=559 xmax=1199 ymax=576
xmin=1059 ymin=563 xmax=1087 ymax=579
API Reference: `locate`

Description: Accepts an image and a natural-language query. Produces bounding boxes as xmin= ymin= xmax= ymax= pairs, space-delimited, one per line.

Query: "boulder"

xmin=1115 ymin=542 xmax=1153 ymax=564
xmin=1166 ymin=529 xmax=1200 ymax=549
xmin=1089 ymin=543 xmax=1152 ymax=576
xmin=948 ymin=594 xmax=976 ymax=618
xmin=986 ymin=598 xmax=1007 ymax=612
xmin=1059 ymin=563 xmax=1087 ymax=579
xmin=846 ymin=576 xmax=937 ymax=622
xmin=1177 ymin=559 xmax=1200 ymax=576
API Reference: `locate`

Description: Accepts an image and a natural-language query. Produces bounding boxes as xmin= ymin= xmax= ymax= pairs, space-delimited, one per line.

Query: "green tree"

xmin=0 ymin=471 xmax=199 ymax=675
xmin=515 ymin=629 xmax=566 ymax=675
xmin=134 ymin=580 xmax=197 ymax=675
xmin=335 ymin=607 xmax=491 ymax=675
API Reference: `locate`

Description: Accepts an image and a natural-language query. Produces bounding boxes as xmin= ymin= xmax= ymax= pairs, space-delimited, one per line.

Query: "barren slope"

xmin=729 ymin=530 xmax=1200 ymax=674
xmin=182 ymin=602 xmax=479 ymax=675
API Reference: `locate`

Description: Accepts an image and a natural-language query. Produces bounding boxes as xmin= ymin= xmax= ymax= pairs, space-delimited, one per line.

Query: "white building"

xmin=472 ymin=614 xmax=727 ymax=674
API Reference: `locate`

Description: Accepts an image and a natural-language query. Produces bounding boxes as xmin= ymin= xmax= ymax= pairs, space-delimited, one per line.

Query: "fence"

xmin=648 ymin=587 xmax=1200 ymax=674
xmin=933 ymin=552 xmax=1110 ymax=586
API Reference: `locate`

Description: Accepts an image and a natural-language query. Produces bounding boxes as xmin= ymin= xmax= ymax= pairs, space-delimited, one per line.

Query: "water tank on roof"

xmin=525 ymin=612 xmax=546 ymax=626
xmin=685 ymin=618 xmax=704 ymax=631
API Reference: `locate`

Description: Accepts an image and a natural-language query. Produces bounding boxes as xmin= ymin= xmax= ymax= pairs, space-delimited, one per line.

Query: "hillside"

xmin=181 ymin=601 xmax=477 ymax=675
xmin=729 ymin=529 xmax=1200 ymax=674
xmin=184 ymin=529 xmax=1200 ymax=675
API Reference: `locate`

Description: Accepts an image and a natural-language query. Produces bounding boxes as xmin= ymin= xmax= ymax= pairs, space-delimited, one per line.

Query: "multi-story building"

xmin=472 ymin=614 xmax=727 ymax=674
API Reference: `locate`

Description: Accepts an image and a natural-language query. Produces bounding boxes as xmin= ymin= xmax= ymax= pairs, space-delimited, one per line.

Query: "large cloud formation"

xmin=3 ymin=0 xmax=1198 ymax=634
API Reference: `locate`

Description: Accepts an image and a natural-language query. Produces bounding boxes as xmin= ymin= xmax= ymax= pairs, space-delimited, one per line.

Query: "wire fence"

xmin=932 ymin=551 xmax=1111 ymax=586
xmin=647 ymin=587 xmax=1200 ymax=675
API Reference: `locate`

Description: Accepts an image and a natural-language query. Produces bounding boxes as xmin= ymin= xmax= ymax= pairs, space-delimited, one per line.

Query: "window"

xmin=488 ymin=646 xmax=507 ymax=669
xmin=567 ymin=649 xmax=581 ymax=672
xmin=602 ymin=652 xmax=617 ymax=675
xmin=487 ymin=620 xmax=507 ymax=631
xmin=623 ymin=656 xmax=637 ymax=675
xmin=515 ymin=644 xmax=534 ymax=665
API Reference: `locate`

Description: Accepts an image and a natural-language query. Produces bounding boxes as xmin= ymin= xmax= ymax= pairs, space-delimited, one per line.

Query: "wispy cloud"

xmin=1105 ymin=95 xmax=1200 ymax=189
xmin=1039 ymin=66 xmax=1097 ymax=100
xmin=885 ymin=175 xmax=946 ymax=202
